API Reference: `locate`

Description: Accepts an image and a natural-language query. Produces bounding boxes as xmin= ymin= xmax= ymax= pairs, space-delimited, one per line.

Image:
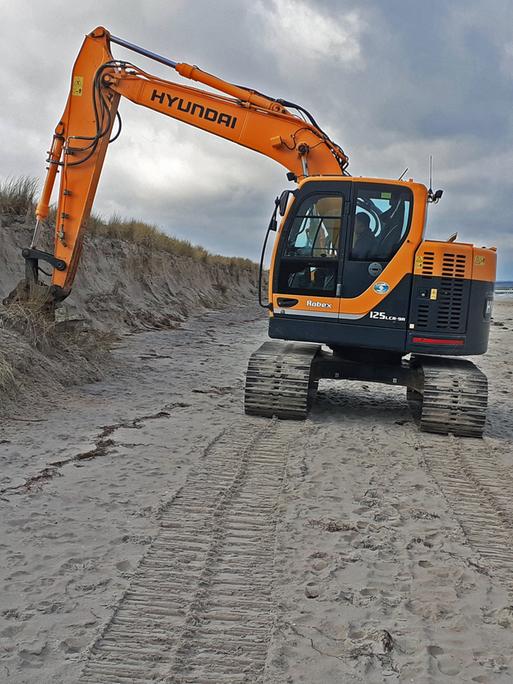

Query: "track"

xmin=79 ymin=419 xmax=294 ymax=683
xmin=415 ymin=357 xmax=488 ymax=437
xmin=420 ymin=434 xmax=513 ymax=589
xmin=244 ymin=341 xmax=319 ymax=419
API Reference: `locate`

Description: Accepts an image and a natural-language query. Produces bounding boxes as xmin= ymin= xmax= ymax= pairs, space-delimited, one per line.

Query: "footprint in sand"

xmin=428 ymin=645 xmax=462 ymax=676
xmin=115 ymin=560 xmax=132 ymax=572
xmin=305 ymin=582 xmax=320 ymax=598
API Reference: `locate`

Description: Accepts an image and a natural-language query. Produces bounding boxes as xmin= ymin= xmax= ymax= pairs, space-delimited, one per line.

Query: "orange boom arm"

xmin=30 ymin=27 xmax=348 ymax=297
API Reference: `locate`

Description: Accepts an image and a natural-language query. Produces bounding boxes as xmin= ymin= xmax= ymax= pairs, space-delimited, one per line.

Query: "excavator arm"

xmin=19 ymin=27 xmax=349 ymax=300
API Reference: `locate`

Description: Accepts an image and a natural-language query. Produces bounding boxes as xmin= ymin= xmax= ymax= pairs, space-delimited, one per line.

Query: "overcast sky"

xmin=1 ymin=0 xmax=512 ymax=278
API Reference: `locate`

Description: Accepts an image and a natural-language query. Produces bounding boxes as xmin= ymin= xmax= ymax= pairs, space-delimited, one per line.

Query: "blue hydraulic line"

xmin=109 ymin=34 xmax=178 ymax=70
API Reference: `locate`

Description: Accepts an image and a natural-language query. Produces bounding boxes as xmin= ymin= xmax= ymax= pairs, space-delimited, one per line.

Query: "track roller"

xmin=244 ymin=341 xmax=320 ymax=419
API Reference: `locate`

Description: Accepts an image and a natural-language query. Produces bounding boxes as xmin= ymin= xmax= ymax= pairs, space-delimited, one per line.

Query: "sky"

xmin=1 ymin=0 xmax=512 ymax=278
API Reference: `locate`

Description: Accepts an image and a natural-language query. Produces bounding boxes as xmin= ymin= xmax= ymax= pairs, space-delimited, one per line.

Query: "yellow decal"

xmin=430 ymin=288 xmax=438 ymax=300
xmin=72 ymin=76 xmax=84 ymax=96
xmin=474 ymin=255 xmax=485 ymax=266
xmin=415 ymin=255 xmax=424 ymax=270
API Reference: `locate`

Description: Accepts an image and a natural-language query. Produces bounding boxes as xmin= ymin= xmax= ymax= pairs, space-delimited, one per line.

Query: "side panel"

xmin=270 ymin=274 xmax=411 ymax=352
xmin=406 ymin=241 xmax=496 ymax=355
xmin=269 ymin=316 xmax=407 ymax=351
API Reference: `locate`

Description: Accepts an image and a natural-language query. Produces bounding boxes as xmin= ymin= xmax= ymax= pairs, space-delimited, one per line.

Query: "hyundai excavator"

xmin=5 ymin=27 xmax=496 ymax=436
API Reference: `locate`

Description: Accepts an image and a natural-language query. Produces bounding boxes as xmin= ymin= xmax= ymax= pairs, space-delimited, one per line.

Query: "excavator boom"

xmin=24 ymin=26 xmax=348 ymax=297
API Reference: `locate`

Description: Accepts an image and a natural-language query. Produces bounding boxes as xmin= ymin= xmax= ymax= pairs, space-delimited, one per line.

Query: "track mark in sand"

xmin=79 ymin=419 xmax=294 ymax=683
xmin=419 ymin=435 xmax=513 ymax=588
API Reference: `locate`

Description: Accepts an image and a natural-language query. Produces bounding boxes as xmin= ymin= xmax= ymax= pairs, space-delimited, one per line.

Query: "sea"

xmin=495 ymin=281 xmax=513 ymax=299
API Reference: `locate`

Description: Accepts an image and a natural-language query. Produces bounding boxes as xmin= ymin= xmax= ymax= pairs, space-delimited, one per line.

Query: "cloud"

xmin=252 ymin=0 xmax=365 ymax=75
xmin=0 ymin=0 xmax=511 ymax=278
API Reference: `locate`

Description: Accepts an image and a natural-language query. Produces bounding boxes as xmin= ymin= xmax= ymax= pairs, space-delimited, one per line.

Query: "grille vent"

xmin=416 ymin=251 xmax=434 ymax=329
xmin=441 ymin=252 xmax=467 ymax=279
xmin=416 ymin=303 xmax=430 ymax=329
xmin=420 ymin=251 xmax=435 ymax=276
xmin=436 ymin=252 xmax=467 ymax=330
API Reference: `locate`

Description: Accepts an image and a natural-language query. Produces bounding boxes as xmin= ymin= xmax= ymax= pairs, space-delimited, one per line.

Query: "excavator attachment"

xmin=4 ymin=27 xmax=118 ymax=312
xmin=2 ymin=247 xmax=67 ymax=314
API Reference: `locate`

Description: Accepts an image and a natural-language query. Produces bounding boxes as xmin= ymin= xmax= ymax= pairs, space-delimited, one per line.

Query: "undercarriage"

xmin=244 ymin=341 xmax=488 ymax=437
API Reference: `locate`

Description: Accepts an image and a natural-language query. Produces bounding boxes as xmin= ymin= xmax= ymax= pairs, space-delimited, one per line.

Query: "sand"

xmin=1 ymin=301 xmax=512 ymax=682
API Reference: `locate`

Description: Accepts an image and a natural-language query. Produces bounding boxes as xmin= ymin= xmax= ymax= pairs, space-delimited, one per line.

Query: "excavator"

xmin=5 ymin=27 xmax=496 ymax=436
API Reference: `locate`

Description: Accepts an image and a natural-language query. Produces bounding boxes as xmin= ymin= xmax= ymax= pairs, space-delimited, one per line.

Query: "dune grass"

xmin=0 ymin=353 xmax=16 ymax=394
xmin=87 ymin=214 xmax=256 ymax=271
xmin=0 ymin=176 xmax=256 ymax=272
xmin=0 ymin=176 xmax=38 ymax=216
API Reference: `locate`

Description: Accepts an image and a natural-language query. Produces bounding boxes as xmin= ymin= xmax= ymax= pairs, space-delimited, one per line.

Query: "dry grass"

xmin=1 ymin=294 xmax=116 ymax=396
xmin=1 ymin=289 xmax=57 ymax=351
xmin=0 ymin=176 xmax=38 ymax=217
xmin=87 ymin=214 xmax=256 ymax=271
xmin=2 ymin=288 xmax=116 ymax=359
xmin=1 ymin=174 xmax=256 ymax=271
xmin=0 ymin=354 xmax=16 ymax=394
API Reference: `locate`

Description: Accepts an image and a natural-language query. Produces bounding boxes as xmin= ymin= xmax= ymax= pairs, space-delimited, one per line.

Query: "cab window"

xmin=278 ymin=194 xmax=343 ymax=296
xmin=284 ymin=195 xmax=342 ymax=258
xmin=350 ymin=186 xmax=412 ymax=261
xmin=277 ymin=260 xmax=337 ymax=297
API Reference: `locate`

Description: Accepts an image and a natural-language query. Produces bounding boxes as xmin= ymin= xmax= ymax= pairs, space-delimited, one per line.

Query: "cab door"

xmin=340 ymin=183 xmax=414 ymax=300
xmin=272 ymin=183 xmax=351 ymax=319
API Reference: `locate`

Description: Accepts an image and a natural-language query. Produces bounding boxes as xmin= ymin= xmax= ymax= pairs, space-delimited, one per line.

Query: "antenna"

xmin=398 ymin=167 xmax=408 ymax=181
xmin=427 ymin=154 xmax=443 ymax=203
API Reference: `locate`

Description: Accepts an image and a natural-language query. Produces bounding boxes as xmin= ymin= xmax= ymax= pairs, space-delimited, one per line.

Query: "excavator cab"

xmin=269 ymin=177 xmax=425 ymax=353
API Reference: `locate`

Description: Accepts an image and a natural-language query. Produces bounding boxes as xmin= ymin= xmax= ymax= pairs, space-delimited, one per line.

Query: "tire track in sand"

xmin=79 ymin=418 xmax=294 ymax=683
xmin=418 ymin=433 xmax=513 ymax=589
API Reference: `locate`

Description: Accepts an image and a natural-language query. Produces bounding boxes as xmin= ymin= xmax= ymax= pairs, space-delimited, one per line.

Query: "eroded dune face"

xmin=0 ymin=217 xmax=259 ymax=416
xmin=0 ymin=217 xmax=258 ymax=332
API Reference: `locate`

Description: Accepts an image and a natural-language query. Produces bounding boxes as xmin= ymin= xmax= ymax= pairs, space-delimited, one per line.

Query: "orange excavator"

xmin=7 ymin=27 xmax=496 ymax=436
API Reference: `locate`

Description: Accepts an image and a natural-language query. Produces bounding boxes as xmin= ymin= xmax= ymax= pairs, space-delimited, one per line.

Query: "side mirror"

xmin=279 ymin=189 xmax=293 ymax=216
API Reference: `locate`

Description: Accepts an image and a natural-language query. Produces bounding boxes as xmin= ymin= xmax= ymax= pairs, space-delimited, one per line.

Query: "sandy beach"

xmin=1 ymin=300 xmax=512 ymax=683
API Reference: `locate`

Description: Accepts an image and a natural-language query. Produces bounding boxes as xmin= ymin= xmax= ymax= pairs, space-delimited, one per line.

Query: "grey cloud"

xmin=0 ymin=0 xmax=511 ymax=277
